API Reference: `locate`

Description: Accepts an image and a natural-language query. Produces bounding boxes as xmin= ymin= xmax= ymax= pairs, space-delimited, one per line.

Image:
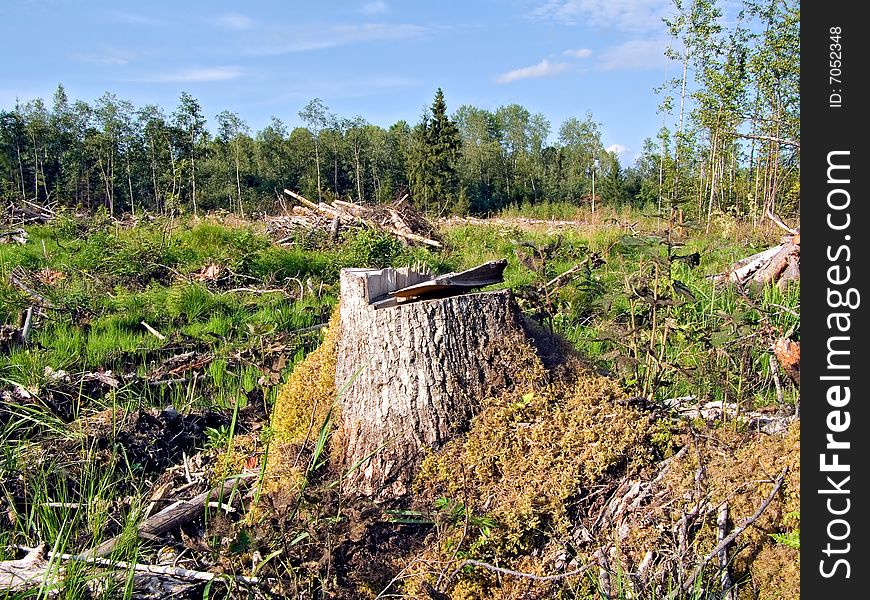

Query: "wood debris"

xmin=2 ymin=200 xmax=56 ymax=226
xmin=662 ymin=395 xmax=794 ymax=433
xmin=711 ymin=211 xmax=799 ymax=287
xmin=773 ymin=337 xmax=800 ymax=387
xmin=0 ymin=228 xmax=28 ymax=244
xmin=380 ymin=259 xmax=508 ymax=305
xmin=266 ymin=189 xmax=442 ymax=249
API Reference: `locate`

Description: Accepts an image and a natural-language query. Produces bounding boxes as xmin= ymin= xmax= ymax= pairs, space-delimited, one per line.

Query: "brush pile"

xmin=266 ymin=189 xmax=442 ymax=248
xmin=2 ymin=199 xmax=57 ymax=227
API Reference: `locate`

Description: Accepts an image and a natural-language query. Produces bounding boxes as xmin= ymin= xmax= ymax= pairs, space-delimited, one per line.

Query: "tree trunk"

xmin=334 ymin=267 xmax=560 ymax=499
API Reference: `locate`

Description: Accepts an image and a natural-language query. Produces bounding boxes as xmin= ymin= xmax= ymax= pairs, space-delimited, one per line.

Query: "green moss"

xmin=261 ymin=306 xmax=340 ymax=495
xmin=411 ymin=363 xmax=656 ymax=597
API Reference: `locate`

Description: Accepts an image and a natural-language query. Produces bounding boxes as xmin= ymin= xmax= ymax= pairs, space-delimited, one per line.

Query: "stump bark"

xmin=334 ymin=267 xmax=558 ymax=499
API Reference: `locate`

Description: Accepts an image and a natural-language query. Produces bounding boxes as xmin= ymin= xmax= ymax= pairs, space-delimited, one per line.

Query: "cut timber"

xmin=335 ymin=266 xmax=563 ymax=499
xmin=269 ymin=189 xmax=442 ymax=248
xmin=711 ymin=230 xmax=799 ymax=288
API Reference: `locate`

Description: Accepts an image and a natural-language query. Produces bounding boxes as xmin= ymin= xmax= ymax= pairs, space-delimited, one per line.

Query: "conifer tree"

xmin=410 ymin=88 xmax=461 ymax=215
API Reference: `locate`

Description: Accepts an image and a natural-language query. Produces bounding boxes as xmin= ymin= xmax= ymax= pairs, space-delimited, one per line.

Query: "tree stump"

xmin=334 ymin=267 xmax=561 ymax=499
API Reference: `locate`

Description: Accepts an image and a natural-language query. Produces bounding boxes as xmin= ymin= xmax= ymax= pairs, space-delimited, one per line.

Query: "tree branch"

xmin=676 ymin=467 xmax=788 ymax=596
xmin=735 ymin=133 xmax=799 ymax=149
xmin=448 ymin=558 xmax=594 ymax=584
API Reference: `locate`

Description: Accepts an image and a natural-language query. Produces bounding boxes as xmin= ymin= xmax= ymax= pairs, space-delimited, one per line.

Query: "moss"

xmin=749 ymin=544 xmax=800 ymax=599
xmin=261 ymin=306 xmax=340 ymax=495
xmin=411 ymin=363 xmax=656 ymax=596
xmin=617 ymin=420 xmax=800 ymax=599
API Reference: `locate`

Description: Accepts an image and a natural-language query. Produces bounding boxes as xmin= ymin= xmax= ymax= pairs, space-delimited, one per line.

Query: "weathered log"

xmin=334 ymin=266 xmax=561 ymax=499
xmin=0 ymin=543 xmax=228 ymax=598
xmin=86 ymin=478 xmax=243 ymax=558
xmin=710 ymin=231 xmax=799 ymax=287
xmin=0 ymin=544 xmax=55 ymax=592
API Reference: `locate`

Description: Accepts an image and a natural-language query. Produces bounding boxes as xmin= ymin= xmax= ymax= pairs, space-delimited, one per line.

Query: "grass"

xmin=440 ymin=212 xmax=797 ymax=407
xmin=0 ymin=206 xmax=799 ymax=598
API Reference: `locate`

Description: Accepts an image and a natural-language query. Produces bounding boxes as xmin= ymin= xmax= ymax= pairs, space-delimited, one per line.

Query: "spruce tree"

xmin=410 ymin=88 xmax=461 ymax=215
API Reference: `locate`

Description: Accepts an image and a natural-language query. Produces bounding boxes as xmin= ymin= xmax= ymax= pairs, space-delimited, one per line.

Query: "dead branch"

xmin=13 ymin=545 xmax=260 ymax=585
xmin=141 ymin=321 xmax=166 ymax=341
xmin=734 ymin=132 xmax=800 ymax=149
xmin=8 ymin=272 xmax=54 ymax=308
xmin=676 ymin=468 xmax=788 ymax=597
xmin=765 ymin=208 xmax=798 ymax=235
xmin=448 ymin=558 xmax=595 ymax=584
xmin=717 ymin=502 xmax=735 ymax=600
xmin=20 ymin=306 xmax=34 ymax=343
xmin=85 ymin=477 xmax=247 ymax=558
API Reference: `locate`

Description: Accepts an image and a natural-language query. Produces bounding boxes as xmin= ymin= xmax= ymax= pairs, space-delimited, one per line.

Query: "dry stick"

xmin=225 ymin=287 xmax=291 ymax=296
xmin=717 ymin=502 xmax=735 ymax=600
xmin=675 ymin=468 xmax=788 ymax=597
xmin=20 ymin=306 xmax=33 ymax=343
xmin=447 ymin=559 xmax=595 ymax=584
xmin=765 ymin=207 xmax=799 ymax=235
xmin=596 ymin=548 xmax=612 ymax=599
xmin=15 ymin=545 xmax=260 ymax=586
xmin=141 ymin=321 xmax=166 ymax=341
xmin=8 ymin=273 xmax=53 ymax=308
xmin=384 ymin=226 xmax=442 ymax=248
xmin=769 ymin=354 xmax=785 ymax=410
xmin=85 ymin=478 xmax=245 ymax=558
xmin=542 ymin=255 xmax=595 ymax=290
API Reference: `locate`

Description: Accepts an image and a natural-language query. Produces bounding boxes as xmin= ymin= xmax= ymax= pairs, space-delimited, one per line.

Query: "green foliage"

xmin=337 ymin=229 xmax=410 ymax=270
xmin=771 ymin=511 xmax=800 ymax=549
xmin=408 ymin=89 xmax=463 ymax=215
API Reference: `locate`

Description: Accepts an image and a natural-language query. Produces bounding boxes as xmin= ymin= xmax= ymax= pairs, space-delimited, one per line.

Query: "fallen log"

xmin=282 ymin=188 xmax=323 ymax=213
xmin=0 ymin=544 xmax=55 ymax=592
xmin=710 ymin=231 xmax=799 ymax=288
xmin=86 ymin=477 xmax=245 ymax=558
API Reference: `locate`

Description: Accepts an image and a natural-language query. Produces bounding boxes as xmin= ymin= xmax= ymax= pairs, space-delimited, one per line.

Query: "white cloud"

xmin=363 ymin=1 xmax=388 ymax=14
xmin=216 ymin=13 xmax=255 ymax=30
xmin=599 ymin=38 xmax=669 ymax=71
xmin=140 ymin=67 xmax=245 ymax=83
xmin=607 ymin=143 xmax=630 ymax=157
xmin=564 ymin=48 xmax=593 ymax=58
xmin=531 ymin=0 xmax=670 ymax=32
xmin=247 ymin=23 xmax=429 ymax=54
xmin=496 ymin=59 xmax=569 ymax=84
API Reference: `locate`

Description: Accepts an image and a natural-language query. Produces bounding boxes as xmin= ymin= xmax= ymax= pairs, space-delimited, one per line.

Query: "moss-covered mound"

xmin=255 ymin=304 xmax=798 ymax=600
xmin=261 ymin=307 xmax=340 ymax=497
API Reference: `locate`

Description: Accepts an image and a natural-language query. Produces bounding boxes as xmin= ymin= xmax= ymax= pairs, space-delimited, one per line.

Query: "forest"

xmin=0 ymin=1 xmax=800 ymax=599
xmin=1 ymin=0 xmax=797 ymax=223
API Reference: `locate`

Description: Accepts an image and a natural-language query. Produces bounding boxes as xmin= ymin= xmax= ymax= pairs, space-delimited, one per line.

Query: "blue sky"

xmin=0 ymin=0 xmax=682 ymax=164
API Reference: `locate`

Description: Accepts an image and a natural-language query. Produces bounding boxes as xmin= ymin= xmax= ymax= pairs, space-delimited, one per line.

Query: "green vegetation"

xmin=0 ymin=0 xmax=800 ymax=592
xmin=0 ymin=206 xmax=799 ymax=598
